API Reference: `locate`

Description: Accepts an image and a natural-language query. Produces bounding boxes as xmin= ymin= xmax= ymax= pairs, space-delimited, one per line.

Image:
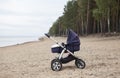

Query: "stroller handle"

xmin=45 ymin=33 xmax=50 ymax=38
xmin=44 ymin=33 xmax=64 ymax=48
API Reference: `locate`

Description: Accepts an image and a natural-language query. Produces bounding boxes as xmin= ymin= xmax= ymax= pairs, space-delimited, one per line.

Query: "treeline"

xmin=49 ymin=0 xmax=120 ymax=36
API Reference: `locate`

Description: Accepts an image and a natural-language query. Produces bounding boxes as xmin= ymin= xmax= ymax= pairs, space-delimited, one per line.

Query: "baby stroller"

xmin=45 ymin=29 xmax=85 ymax=71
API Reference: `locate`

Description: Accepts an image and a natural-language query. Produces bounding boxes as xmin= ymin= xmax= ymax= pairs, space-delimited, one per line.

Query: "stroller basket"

xmin=51 ymin=42 xmax=80 ymax=53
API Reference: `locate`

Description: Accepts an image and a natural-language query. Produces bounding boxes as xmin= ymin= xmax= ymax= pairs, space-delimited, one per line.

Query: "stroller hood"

xmin=67 ymin=29 xmax=80 ymax=44
xmin=51 ymin=29 xmax=80 ymax=53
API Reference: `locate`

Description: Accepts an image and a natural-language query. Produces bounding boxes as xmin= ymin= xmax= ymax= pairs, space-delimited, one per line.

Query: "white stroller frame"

xmin=45 ymin=34 xmax=86 ymax=71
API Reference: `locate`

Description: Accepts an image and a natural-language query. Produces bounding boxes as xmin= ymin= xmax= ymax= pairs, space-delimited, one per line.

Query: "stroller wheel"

xmin=75 ymin=59 xmax=86 ymax=69
xmin=51 ymin=59 xmax=62 ymax=71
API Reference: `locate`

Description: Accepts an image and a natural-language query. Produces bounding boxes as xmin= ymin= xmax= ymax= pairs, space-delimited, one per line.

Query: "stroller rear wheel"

xmin=75 ymin=59 xmax=86 ymax=69
xmin=51 ymin=59 xmax=62 ymax=71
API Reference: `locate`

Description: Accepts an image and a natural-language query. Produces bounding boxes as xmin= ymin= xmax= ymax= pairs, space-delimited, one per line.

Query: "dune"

xmin=0 ymin=36 xmax=120 ymax=78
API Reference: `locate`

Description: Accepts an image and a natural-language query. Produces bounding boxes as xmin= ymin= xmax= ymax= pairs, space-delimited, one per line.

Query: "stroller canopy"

xmin=51 ymin=29 xmax=80 ymax=53
xmin=67 ymin=29 xmax=80 ymax=45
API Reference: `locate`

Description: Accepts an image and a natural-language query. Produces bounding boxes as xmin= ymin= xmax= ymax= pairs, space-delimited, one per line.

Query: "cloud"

xmin=0 ymin=0 xmax=68 ymax=36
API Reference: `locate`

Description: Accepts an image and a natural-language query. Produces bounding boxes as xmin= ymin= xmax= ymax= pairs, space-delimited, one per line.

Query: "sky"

xmin=0 ymin=0 xmax=68 ymax=37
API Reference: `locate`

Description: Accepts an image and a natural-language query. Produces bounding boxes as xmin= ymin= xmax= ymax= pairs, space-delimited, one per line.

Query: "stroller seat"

xmin=51 ymin=29 xmax=80 ymax=53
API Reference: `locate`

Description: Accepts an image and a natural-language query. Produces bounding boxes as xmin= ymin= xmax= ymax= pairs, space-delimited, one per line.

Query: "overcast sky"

xmin=0 ymin=0 xmax=68 ymax=37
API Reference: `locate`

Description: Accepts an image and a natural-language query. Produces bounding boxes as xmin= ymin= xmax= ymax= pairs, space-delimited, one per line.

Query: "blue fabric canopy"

xmin=67 ymin=29 xmax=80 ymax=45
xmin=51 ymin=29 xmax=80 ymax=53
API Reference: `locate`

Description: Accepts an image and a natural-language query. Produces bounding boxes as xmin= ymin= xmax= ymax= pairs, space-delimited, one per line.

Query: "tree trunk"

xmin=116 ymin=7 xmax=119 ymax=32
xmin=93 ymin=20 xmax=96 ymax=33
xmin=86 ymin=0 xmax=90 ymax=35
xmin=102 ymin=18 xmax=106 ymax=34
xmin=107 ymin=7 xmax=111 ymax=33
xmin=118 ymin=0 xmax=120 ymax=32
xmin=58 ymin=22 xmax=61 ymax=36
xmin=81 ymin=19 xmax=84 ymax=35
xmin=100 ymin=20 xmax=103 ymax=33
xmin=97 ymin=21 xmax=100 ymax=33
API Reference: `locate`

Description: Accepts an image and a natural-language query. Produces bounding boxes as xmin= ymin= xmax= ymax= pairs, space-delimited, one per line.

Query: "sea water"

xmin=0 ymin=36 xmax=39 ymax=47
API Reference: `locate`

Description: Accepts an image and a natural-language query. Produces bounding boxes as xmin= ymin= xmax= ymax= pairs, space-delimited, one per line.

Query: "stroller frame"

xmin=45 ymin=34 xmax=76 ymax=59
xmin=45 ymin=33 xmax=85 ymax=71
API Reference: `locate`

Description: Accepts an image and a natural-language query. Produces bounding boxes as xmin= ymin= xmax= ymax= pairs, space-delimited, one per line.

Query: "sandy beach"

xmin=0 ymin=36 xmax=120 ymax=78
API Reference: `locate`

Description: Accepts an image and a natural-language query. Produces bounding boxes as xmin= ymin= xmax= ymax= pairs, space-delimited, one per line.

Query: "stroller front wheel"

xmin=51 ymin=59 xmax=62 ymax=71
xmin=75 ymin=59 xmax=86 ymax=69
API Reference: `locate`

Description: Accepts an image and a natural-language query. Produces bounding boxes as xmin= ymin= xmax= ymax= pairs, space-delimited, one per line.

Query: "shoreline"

xmin=0 ymin=36 xmax=46 ymax=48
xmin=0 ymin=35 xmax=120 ymax=48
xmin=0 ymin=40 xmax=39 ymax=48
